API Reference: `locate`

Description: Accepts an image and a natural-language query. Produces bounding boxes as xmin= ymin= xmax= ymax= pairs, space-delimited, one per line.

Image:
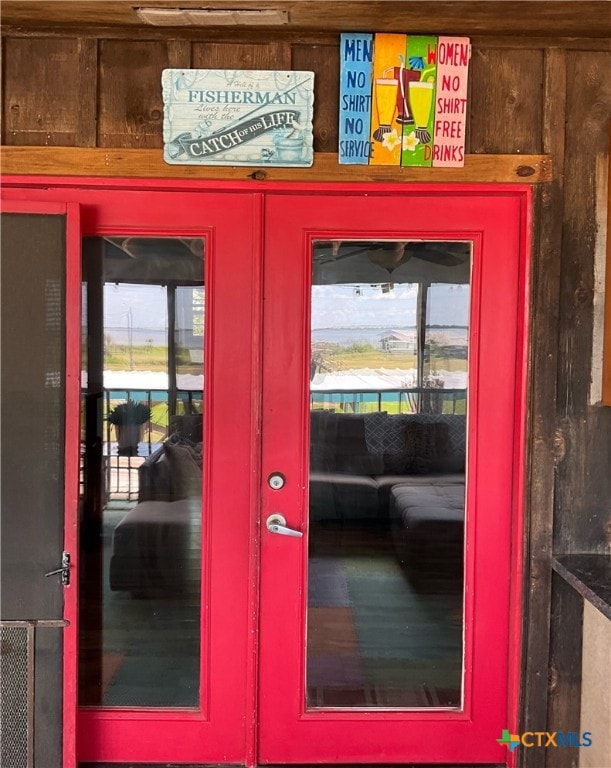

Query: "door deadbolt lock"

xmin=268 ymin=472 xmax=286 ymax=490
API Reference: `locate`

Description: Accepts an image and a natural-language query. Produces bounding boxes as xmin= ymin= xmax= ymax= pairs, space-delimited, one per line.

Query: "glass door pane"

xmin=79 ymin=236 xmax=205 ymax=708
xmin=307 ymin=240 xmax=470 ymax=709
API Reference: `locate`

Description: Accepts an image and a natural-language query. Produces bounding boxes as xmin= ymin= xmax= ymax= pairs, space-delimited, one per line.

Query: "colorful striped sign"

xmin=338 ymin=33 xmax=374 ymax=164
xmin=433 ymin=37 xmax=471 ymax=167
xmin=369 ymin=33 xmax=407 ymax=166
xmin=400 ymin=36 xmax=438 ymax=168
xmin=338 ymin=34 xmax=470 ymax=168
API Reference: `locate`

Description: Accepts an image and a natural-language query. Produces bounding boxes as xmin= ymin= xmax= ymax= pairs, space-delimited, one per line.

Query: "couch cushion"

xmin=333 ymin=414 xmax=385 ymax=474
xmin=363 ymin=410 xmax=388 ymax=454
xmin=376 ymin=472 xmax=465 ymax=490
xmin=405 ymin=419 xmax=449 ymax=473
xmin=310 ymin=410 xmax=337 ymax=471
xmin=138 ymin=449 xmax=173 ymax=502
xmin=309 ymin=471 xmax=381 ymax=521
xmin=310 ymin=412 xmax=385 ymax=475
xmin=170 ymin=414 xmax=203 ymax=443
xmin=383 ymin=413 xmax=466 ymax=474
xmin=390 ymin=482 xmax=466 ymax=517
xmin=390 ymin=481 xmax=465 ymax=509
xmin=164 ymin=441 xmax=203 ymax=499
xmin=400 ymin=505 xmax=464 ymax=525
xmin=415 ymin=413 xmax=466 ymax=471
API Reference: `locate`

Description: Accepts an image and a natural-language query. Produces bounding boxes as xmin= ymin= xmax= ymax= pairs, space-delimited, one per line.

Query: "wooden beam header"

xmin=1 ymin=1 xmax=610 ymax=38
xmin=0 ymin=147 xmax=552 ymax=183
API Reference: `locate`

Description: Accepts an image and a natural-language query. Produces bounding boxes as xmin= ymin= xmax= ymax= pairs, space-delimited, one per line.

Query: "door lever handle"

xmin=45 ymin=551 xmax=71 ymax=585
xmin=266 ymin=514 xmax=303 ymax=538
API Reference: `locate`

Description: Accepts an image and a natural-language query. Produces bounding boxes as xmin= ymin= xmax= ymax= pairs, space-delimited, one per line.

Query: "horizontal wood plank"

xmin=0 ymin=146 xmax=552 ymax=183
xmin=1 ymin=1 xmax=610 ymax=38
xmin=2 ymin=26 xmax=610 ymax=51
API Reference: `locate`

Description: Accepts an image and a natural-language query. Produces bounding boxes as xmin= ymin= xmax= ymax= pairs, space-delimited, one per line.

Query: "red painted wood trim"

xmin=63 ymin=202 xmax=82 ymax=768
xmin=506 ymin=188 xmax=532 ymax=768
xmin=2 ymin=173 xmax=529 ymax=198
xmin=245 ymin=192 xmax=265 ymax=768
xmin=0 ymin=199 xmax=68 ymax=213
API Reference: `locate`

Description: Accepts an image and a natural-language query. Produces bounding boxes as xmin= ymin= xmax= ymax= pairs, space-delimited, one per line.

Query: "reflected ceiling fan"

xmin=316 ymin=240 xmax=467 ymax=274
xmin=103 ymin=237 xmax=204 ymax=260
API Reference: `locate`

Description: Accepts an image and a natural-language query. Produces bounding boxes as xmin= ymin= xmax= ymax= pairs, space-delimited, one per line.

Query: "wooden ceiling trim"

xmin=0 ymin=146 xmax=552 ymax=184
xmin=0 ymin=1 xmax=609 ymax=38
xmin=2 ymin=25 xmax=609 ymax=52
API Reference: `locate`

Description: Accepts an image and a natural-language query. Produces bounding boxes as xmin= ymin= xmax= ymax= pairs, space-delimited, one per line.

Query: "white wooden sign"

xmin=162 ymin=69 xmax=315 ymax=167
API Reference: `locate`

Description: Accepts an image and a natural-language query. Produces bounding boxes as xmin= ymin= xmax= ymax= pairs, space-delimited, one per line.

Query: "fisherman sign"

xmin=162 ymin=69 xmax=314 ymax=167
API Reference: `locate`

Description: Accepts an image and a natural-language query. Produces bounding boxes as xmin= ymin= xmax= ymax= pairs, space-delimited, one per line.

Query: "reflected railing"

xmin=97 ymin=387 xmax=465 ymax=502
xmin=98 ymin=388 xmax=203 ymax=502
xmin=310 ymin=387 xmax=466 ymax=415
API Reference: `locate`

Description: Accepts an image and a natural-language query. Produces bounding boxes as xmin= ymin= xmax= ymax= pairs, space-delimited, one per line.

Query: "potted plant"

xmin=107 ymin=399 xmax=151 ymax=456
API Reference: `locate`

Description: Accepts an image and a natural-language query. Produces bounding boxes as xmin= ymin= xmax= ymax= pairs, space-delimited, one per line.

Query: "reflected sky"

xmin=312 ymin=283 xmax=469 ymax=329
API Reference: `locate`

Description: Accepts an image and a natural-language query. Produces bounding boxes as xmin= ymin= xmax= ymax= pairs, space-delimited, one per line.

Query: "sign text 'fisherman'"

xmin=162 ymin=69 xmax=314 ymax=167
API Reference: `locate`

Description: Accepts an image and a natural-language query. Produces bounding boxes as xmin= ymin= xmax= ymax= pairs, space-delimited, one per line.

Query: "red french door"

xmin=258 ymin=188 xmax=529 ymax=764
xmin=1 ymin=179 xmax=528 ymax=766
xmin=71 ymin=188 xmax=260 ymax=764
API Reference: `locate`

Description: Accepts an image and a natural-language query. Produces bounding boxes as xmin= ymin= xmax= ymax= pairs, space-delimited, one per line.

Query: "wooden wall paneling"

xmin=0 ymin=36 xmax=4 ymax=144
xmin=520 ymin=47 xmax=567 ymax=768
xmin=75 ymin=38 xmax=98 ymax=147
xmin=555 ymin=51 xmax=611 ymax=554
xmin=604 ymin=121 xmax=611 ymax=405
xmin=192 ymin=40 xmax=291 ymax=70
xmin=167 ymin=40 xmax=192 ymax=70
xmin=469 ymin=47 xmax=544 ymax=154
xmin=97 ymin=39 xmax=171 ymax=148
xmin=2 ymin=37 xmax=86 ymax=146
xmin=545 ymin=572 xmax=584 ymax=768
xmin=292 ymin=43 xmax=340 ymax=153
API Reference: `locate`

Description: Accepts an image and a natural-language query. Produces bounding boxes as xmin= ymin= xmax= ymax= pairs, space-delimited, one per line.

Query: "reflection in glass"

xmin=307 ymin=240 xmax=470 ymax=709
xmin=79 ymin=237 xmax=204 ymax=708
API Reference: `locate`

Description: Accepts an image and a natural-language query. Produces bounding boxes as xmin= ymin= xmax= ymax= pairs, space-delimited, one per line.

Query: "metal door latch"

xmin=45 ymin=551 xmax=71 ymax=585
xmin=266 ymin=513 xmax=303 ymax=538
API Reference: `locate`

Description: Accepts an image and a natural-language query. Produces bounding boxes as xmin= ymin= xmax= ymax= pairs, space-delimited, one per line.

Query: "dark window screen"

xmin=0 ymin=211 xmax=66 ymax=767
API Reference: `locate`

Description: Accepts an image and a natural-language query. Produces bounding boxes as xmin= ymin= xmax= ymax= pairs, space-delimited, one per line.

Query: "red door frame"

xmin=1 ymin=178 xmax=529 ymax=767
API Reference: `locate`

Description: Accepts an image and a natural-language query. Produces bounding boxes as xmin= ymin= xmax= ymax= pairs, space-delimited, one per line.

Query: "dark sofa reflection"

xmin=109 ymin=415 xmax=203 ymax=594
xmin=309 ymin=410 xmax=466 ymax=582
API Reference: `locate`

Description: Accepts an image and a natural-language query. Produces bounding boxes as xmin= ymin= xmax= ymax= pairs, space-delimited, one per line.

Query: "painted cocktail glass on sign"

xmin=307 ymin=240 xmax=471 ymax=709
xmin=394 ymin=66 xmax=421 ymax=125
xmin=372 ymin=74 xmax=399 ymax=141
xmin=409 ymin=81 xmax=435 ymax=143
